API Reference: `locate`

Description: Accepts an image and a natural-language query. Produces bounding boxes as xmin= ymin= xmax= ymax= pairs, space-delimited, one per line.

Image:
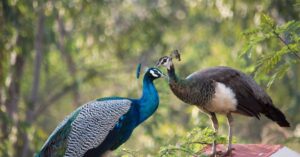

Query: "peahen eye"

xmin=159 ymin=58 xmax=168 ymax=65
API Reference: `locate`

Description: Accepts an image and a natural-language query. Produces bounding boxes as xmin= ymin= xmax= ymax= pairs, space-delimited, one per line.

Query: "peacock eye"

xmin=150 ymin=69 xmax=160 ymax=77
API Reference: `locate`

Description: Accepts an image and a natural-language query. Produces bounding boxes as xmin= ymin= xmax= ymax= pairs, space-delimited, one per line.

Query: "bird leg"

xmin=210 ymin=113 xmax=219 ymax=157
xmin=220 ymin=113 xmax=234 ymax=157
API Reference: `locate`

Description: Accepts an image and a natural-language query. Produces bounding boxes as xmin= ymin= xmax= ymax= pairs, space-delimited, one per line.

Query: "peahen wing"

xmin=187 ymin=66 xmax=272 ymax=118
xmin=64 ymin=99 xmax=131 ymax=157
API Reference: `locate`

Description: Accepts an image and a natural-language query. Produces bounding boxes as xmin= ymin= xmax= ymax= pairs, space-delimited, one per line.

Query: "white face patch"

xmin=163 ymin=58 xmax=172 ymax=70
xmin=157 ymin=57 xmax=172 ymax=70
xmin=150 ymin=70 xmax=159 ymax=77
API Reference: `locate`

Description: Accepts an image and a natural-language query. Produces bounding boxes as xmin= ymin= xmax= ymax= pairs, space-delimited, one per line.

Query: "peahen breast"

xmin=169 ymin=77 xmax=215 ymax=108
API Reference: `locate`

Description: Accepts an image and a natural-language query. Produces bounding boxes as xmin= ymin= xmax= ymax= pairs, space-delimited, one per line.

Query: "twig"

xmin=186 ymin=141 xmax=211 ymax=146
xmin=272 ymin=30 xmax=300 ymax=60
xmin=33 ymin=69 xmax=100 ymax=119
xmin=160 ymin=141 xmax=211 ymax=157
xmin=121 ymin=148 xmax=137 ymax=157
xmin=160 ymin=147 xmax=199 ymax=157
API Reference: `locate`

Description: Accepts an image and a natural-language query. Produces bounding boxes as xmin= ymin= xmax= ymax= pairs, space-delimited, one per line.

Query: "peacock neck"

xmin=138 ymin=75 xmax=159 ymax=124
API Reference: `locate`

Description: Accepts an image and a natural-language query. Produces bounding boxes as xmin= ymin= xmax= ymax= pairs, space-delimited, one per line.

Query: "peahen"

xmin=36 ymin=66 xmax=165 ymax=157
xmin=156 ymin=50 xmax=290 ymax=156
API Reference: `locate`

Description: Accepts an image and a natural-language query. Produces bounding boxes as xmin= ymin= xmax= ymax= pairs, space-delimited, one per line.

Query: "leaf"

xmin=158 ymin=127 xmax=229 ymax=157
xmin=242 ymin=28 xmax=260 ymax=37
xmin=267 ymin=63 xmax=290 ymax=88
xmin=284 ymin=21 xmax=300 ymax=32
xmin=276 ymin=21 xmax=296 ymax=33
xmin=261 ymin=14 xmax=275 ymax=29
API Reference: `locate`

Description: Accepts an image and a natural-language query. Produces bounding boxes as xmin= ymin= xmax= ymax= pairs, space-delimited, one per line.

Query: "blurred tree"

xmin=240 ymin=10 xmax=300 ymax=151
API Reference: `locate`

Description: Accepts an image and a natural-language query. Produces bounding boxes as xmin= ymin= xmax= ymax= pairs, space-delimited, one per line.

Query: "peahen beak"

xmin=161 ymin=72 xmax=168 ymax=79
xmin=155 ymin=61 xmax=161 ymax=67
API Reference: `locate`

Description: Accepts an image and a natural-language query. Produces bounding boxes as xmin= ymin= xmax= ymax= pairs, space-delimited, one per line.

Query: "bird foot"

xmin=207 ymin=150 xmax=222 ymax=157
xmin=216 ymin=148 xmax=235 ymax=157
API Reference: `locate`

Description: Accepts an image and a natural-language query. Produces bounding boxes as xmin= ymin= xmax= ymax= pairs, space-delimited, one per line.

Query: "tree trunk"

xmin=2 ymin=50 xmax=25 ymax=143
xmin=0 ymin=46 xmax=8 ymax=141
xmin=56 ymin=9 xmax=80 ymax=107
xmin=18 ymin=7 xmax=45 ymax=157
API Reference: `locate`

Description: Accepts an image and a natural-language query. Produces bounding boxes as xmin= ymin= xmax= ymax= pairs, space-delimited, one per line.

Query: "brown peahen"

xmin=156 ymin=50 xmax=290 ymax=157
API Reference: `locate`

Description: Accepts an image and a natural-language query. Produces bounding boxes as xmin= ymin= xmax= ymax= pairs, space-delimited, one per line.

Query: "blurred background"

xmin=1 ymin=0 xmax=300 ymax=156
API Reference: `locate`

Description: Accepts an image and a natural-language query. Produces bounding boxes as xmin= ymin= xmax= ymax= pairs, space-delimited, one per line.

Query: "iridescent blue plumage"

xmin=36 ymin=67 xmax=164 ymax=157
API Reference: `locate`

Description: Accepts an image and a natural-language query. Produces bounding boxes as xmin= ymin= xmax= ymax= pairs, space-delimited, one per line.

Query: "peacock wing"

xmin=64 ymin=99 xmax=131 ymax=157
xmin=36 ymin=108 xmax=82 ymax=157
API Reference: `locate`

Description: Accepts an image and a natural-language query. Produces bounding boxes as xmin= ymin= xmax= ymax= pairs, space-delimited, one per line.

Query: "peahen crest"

xmin=171 ymin=49 xmax=181 ymax=61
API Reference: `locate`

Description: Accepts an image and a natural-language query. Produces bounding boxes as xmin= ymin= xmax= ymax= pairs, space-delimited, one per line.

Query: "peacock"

xmin=36 ymin=66 xmax=165 ymax=157
xmin=156 ymin=50 xmax=290 ymax=156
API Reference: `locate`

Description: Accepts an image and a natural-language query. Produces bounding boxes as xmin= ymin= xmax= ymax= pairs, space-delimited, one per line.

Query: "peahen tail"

xmin=263 ymin=104 xmax=290 ymax=127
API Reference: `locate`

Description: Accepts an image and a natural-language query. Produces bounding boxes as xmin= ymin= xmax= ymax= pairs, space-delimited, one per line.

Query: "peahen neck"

xmin=138 ymin=75 xmax=159 ymax=123
xmin=167 ymin=63 xmax=193 ymax=104
xmin=168 ymin=64 xmax=180 ymax=84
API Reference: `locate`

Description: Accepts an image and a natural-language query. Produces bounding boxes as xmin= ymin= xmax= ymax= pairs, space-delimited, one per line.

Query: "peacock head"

xmin=156 ymin=50 xmax=181 ymax=70
xmin=144 ymin=68 xmax=166 ymax=80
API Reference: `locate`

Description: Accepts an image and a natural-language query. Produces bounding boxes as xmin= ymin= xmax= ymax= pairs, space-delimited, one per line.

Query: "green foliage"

xmin=284 ymin=137 xmax=300 ymax=152
xmin=241 ymin=14 xmax=300 ymax=87
xmin=115 ymin=148 xmax=139 ymax=157
xmin=159 ymin=127 xmax=228 ymax=157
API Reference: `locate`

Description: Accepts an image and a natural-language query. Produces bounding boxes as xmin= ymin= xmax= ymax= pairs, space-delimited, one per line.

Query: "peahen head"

xmin=156 ymin=56 xmax=172 ymax=69
xmin=144 ymin=67 xmax=165 ymax=80
xmin=156 ymin=50 xmax=181 ymax=70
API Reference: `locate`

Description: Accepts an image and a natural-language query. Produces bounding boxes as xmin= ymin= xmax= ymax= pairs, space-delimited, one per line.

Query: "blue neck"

xmin=137 ymin=76 xmax=159 ymax=123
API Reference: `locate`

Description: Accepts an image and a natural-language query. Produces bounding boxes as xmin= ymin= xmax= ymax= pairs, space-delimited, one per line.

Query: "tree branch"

xmin=160 ymin=147 xmax=199 ymax=157
xmin=54 ymin=4 xmax=80 ymax=106
xmin=20 ymin=6 xmax=45 ymax=157
xmin=186 ymin=141 xmax=211 ymax=146
xmin=33 ymin=69 xmax=101 ymax=119
xmin=2 ymin=51 xmax=25 ymax=140
xmin=272 ymin=30 xmax=300 ymax=60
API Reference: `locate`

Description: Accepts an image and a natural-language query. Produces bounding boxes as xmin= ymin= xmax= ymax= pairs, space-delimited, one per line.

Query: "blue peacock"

xmin=36 ymin=66 xmax=165 ymax=157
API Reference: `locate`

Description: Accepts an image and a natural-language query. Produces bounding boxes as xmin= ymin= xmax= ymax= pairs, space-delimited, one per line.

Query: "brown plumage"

xmin=186 ymin=66 xmax=289 ymax=126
